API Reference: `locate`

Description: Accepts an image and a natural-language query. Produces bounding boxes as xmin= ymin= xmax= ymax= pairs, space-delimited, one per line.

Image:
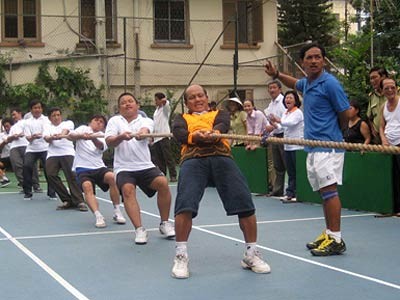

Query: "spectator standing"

xmin=367 ymin=67 xmax=389 ymax=144
xmin=105 ymin=92 xmax=175 ymax=245
xmin=269 ymin=91 xmax=304 ymax=202
xmin=43 ymin=108 xmax=88 ymax=211
xmin=265 ymin=43 xmax=350 ymax=256
xmin=69 ymin=115 xmax=126 ymax=228
xmin=243 ymin=99 xmax=268 ymax=151
xmin=264 ymin=80 xmax=287 ymax=197
xmin=343 ymin=100 xmax=371 ymax=145
xmin=379 ymin=78 xmax=400 ymax=214
xmin=150 ymin=92 xmax=177 ymax=182
xmin=225 ymin=97 xmax=247 ymax=146
xmin=170 ymin=84 xmax=270 ymax=279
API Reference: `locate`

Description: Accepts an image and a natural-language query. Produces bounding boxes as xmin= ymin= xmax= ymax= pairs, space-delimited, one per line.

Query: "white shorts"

xmin=306 ymin=151 xmax=344 ymax=191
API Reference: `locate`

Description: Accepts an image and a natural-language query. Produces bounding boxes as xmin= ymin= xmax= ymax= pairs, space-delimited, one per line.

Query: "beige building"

xmin=330 ymin=0 xmax=359 ymax=35
xmin=0 ymin=0 xmax=278 ymax=112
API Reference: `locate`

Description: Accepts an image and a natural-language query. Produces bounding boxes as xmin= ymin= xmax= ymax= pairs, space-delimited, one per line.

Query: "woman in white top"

xmin=269 ymin=90 xmax=304 ymax=202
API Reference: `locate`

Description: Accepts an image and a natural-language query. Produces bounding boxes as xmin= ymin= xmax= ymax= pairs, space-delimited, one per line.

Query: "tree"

xmin=278 ymin=0 xmax=340 ymax=48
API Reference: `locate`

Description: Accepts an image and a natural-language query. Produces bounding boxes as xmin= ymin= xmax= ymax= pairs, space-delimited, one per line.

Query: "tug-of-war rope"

xmin=136 ymin=132 xmax=400 ymax=155
xmin=55 ymin=132 xmax=400 ymax=154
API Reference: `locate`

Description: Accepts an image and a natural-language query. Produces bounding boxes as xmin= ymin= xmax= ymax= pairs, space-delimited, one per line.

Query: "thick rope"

xmin=55 ymin=132 xmax=400 ymax=155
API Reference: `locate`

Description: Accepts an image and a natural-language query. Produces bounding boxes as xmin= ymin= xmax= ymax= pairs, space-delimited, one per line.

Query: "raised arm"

xmin=265 ymin=60 xmax=298 ymax=89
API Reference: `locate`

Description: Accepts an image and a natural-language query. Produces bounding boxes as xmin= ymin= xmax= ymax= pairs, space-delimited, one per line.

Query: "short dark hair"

xmin=29 ymin=100 xmax=43 ymax=109
xmin=48 ymin=107 xmax=62 ymax=116
xmin=183 ymin=85 xmax=208 ymax=103
xmin=369 ymin=67 xmax=389 ymax=78
xmin=283 ymin=90 xmax=301 ymax=109
xmin=155 ymin=92 xmax=166 ymax=100
xmin=89 ymin=114 xmax=107 ymax=126
xmin=299 ymin=42 xmax=326 ymax=60
xmin=1 ymin=117 xmax=13 ymax=126
xmin=117 ymin=92 xmax=138 ymax=106
xmin=349 ymin=100 xmax=361 ymax=117
xmin=10 ymin=107 xmax=22 ymax=114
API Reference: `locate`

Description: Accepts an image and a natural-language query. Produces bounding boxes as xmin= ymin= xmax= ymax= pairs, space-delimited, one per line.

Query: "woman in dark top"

xmin=343 ymin=100 xmax=371 ymax=144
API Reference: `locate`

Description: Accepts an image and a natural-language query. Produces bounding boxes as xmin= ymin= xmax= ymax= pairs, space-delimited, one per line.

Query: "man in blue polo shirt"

xmin=264 ymin=43 xmax=350 ymax=256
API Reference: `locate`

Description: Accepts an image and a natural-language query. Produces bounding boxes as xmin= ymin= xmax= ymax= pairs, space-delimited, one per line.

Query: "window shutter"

xmin=251 ymin=0 xmax=263 ymax=43
xmin=223 ymin=1 xmax=236 ymax=44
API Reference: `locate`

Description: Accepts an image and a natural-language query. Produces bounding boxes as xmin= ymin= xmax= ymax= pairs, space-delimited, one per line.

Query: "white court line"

xmin=0 ymin=226 xmax=90 ymax=300
xmin=198 ymin=213 xmax=376 ymax=228
xmin=97 ymin=196 xmax=400 ymax=291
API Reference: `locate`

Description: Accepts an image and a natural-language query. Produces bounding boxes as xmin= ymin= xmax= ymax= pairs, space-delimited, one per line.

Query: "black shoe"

xmin=0 ymin=179 xmax=11 ymax=188
xmin=310 ymin=237 xmax=346 ymax=256
xmin=266 ymin=192 xmax=283 ymax=197
xmin=34 ymin=187 xmax=43 ymax=193
xmin=23 ymin=193 xmax=33 ymax=201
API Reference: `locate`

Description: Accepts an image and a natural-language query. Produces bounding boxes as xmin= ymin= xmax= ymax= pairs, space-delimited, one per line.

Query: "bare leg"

xmin=149 ymin=176 xmax=172 ymax=222
xmin=239 ymin=214 xmax=257 ymax=243
xmin=175 ymin=211 xmax=192 ymax=242
xmin=121 ymin=183 xmax=142 ymax=229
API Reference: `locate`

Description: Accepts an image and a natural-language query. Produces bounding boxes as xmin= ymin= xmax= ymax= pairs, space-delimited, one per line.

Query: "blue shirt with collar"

xmin=296 ymin=71 xmax=350 ymax=152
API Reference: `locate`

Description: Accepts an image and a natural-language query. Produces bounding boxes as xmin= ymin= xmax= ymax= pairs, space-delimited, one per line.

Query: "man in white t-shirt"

xmin=105 ymin=92 xmax=175 ymax=245
xmin=150 ymin=92 xmax=177 ymax=182
xmin=7 ymin=108 xmax=40 ymax=191
xmin=22 ymin=100 xmax=56 ymax=201
xmin=43 ymin=108 xmax=88 ymax=211
xmin=68 ymin=115 xmax=126 ymax=228
xmin=0 ymin=118 xmax=12 ymax=187
xmin=264 ymin=80 xmax=287 ymax=197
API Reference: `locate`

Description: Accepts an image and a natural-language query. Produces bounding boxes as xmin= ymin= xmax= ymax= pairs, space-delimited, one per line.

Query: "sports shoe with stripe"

xmin=241 ymin=250 xmax=271 ymax=274
xmin=113 ymin=211 xmax=126 ymax=224
xmin=171 ymin=254 xmax=189 ymax=279
xmin=306 ymin=232 xmax=328 ymax=250
xmin=95 ymin=215 xmax=106 ymax=228
xmin=310 ymin=236 xmax=346 ymax=256
xmin=159 ymin=221 xmax=175 ymax=239
xmin=135 ymin=227 xmax=148 ymax=245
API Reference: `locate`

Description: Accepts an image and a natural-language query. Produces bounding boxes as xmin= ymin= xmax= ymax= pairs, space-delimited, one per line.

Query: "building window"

xmin=153 ymin=0 xmax=188 ymax=44
xmin=222 ymin=0 xmax=263 ymax=46
xmin=80 ymin=0 xmax=116 ymax=43
xmin=1 ymin=0 xmax=40 ymax=42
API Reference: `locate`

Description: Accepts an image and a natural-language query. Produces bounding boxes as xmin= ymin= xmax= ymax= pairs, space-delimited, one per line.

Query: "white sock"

xmin=245 ymin=242 xmax=257 ymax=256
xmin=94 ymin=210 xmax=102 ymax=218
xmin=175 ymin=242 xmax=188 ymax=257
xmin=327 ymin=230 xmax=341 ymax=243
xmin=113 ymin=205 xmax=121 ymax=214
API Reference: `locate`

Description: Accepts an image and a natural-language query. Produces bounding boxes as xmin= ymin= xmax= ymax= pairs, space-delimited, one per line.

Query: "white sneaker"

xmin=113 ymin=212 xmax=126 ymax=224
xmin=171 ymin=254 xmax=189 ymax=279
xmin=241 ymin=250 xmax=271 ymax=274
xmin=159 ymin=221 xmax=175 ymax=239
xmin=95 ymin=215 xmax=106 ymax=228
xmin=135 ymin=227 xmax=148 ymax=245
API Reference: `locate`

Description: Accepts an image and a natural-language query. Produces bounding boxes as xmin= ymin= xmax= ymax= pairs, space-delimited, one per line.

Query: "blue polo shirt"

xmin=296 ymin=71 xmax=350 ymax=152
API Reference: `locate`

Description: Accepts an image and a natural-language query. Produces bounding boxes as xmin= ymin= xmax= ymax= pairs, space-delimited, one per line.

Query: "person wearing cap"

xmin=225 ymin=97 xmax=247 ymax=146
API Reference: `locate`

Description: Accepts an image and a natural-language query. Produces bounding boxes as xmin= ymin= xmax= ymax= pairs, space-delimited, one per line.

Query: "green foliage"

xmin=278 ymin=0 xmax=340 ymax=47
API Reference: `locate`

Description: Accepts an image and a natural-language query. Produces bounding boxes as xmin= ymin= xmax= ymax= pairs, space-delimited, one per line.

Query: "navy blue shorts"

xmin=174 ymin=156 xmax=255 ymax=218
xmin=77 ymin=167 xmax=111 ymax=192
xmin=116 ymin=167 xmax=164 ymax=197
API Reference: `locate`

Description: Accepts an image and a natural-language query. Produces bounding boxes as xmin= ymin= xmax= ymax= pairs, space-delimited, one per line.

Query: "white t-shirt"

xmin=24 ymin=115 xmax=51 ymax=153
xmin=43 ymin=120 xmax=75 ymax=158
xmin=105 ymin=114 xmax=155 ymax=175
xmin=153 ymin=100 xmax=171 ymax=143
xmin=264 ymin=93 xmax=286 ymax=135
xmin=279 ymin=108 xmax=304 ymax=151
xmin=71 ymin=125 xmax=107 ymax=170
xmin=9 ymin=119 xmax=29 ymax=149
xmin=0 ymin=132 xmax=10 ymax=158
xmin=383 ymin=100 xmax=400 ymax=146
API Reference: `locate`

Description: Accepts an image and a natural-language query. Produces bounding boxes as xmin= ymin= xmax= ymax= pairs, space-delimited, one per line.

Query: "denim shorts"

xmin=174 ymin=156 xmax=255 ymax=218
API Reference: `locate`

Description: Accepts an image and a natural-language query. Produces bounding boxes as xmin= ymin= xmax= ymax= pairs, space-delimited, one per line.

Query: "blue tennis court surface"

xmin=0 ymin=185 xmax=399 ymax=300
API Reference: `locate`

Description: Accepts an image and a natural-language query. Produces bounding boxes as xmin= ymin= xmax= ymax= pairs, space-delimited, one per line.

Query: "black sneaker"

xmin=0 ymin=179 xmax=11 ymax=188
xmin=310 ymin=236 xmax=346 ymax=256
xmin=306 ymin=232 xmax=328 ymax=250
xmin=24 ymin=193 xmax=33 ymax=201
